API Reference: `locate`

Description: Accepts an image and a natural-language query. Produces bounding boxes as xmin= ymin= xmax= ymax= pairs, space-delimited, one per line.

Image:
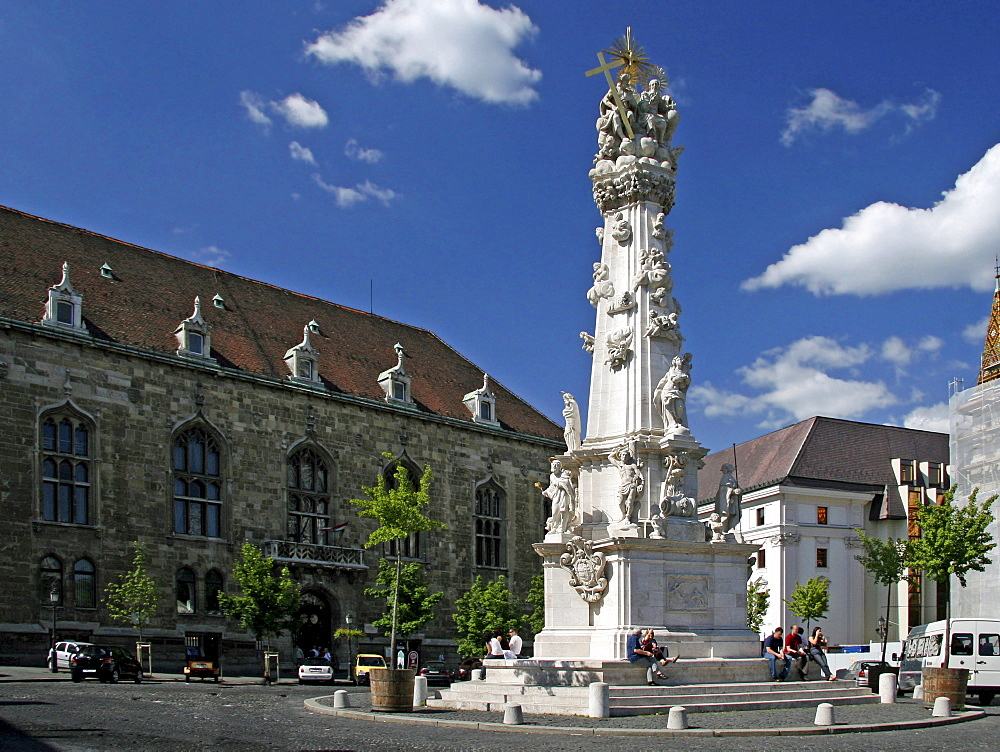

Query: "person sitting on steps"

xmin=642 ymin=628 xmax=680 ymax=667
xmin=628 ymin=627 xmax=667 ymax=686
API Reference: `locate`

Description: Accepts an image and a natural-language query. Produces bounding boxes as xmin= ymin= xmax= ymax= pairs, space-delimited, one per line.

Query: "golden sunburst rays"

xmin=601 ymin=28 xmax=657 ymax=84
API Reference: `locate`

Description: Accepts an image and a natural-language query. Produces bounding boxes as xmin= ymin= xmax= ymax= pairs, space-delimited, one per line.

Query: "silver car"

xmin=47 ymin=641 xmax=95 ymax=670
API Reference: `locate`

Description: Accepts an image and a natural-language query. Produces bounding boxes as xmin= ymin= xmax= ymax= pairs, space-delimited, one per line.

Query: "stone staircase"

xmin=428 ymin=679 xmax=878 ymax=717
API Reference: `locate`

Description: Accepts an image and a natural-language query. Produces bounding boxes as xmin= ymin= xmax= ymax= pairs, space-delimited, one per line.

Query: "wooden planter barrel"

xmin=370 ymin=668 xmax=415 ymax=712
xmin=922 ymin=667 xmax=969 ymax=710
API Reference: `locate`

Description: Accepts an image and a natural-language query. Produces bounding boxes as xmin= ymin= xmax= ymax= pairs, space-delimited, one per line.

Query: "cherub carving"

xmin=611 ymin=213 xmax=632 ymax=244
xmin=630 ymin=248 xmax=672 ymax=300
xmin=644 ymin=310 xmax=682 ymax=343
xmin=587 ymin=262 xmax=615 ymax=307
xmin=580 ymin=331 xmax=595 ymax=354
xmin=604 ymin=326 xmax=633 ymax=370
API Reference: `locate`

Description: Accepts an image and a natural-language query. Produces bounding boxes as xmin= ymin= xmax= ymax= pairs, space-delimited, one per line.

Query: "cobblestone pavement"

xmin=0 ymin=673 xmax=998 ymax=751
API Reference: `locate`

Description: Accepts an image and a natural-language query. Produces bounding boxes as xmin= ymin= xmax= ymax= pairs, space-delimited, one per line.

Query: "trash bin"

xmin=868 ymin=665 xmax=899 ymax=693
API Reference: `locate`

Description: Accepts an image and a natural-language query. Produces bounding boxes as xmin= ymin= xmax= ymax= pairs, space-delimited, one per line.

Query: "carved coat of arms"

xmin=558 ymin=536 xmax=608 ymax=603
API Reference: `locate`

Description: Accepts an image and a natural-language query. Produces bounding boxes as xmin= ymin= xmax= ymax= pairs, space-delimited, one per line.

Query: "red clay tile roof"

xmin=697 ymin=416 xmax=948 ymax=518
xmin=0 ymin=204 xmax=562 ymax=442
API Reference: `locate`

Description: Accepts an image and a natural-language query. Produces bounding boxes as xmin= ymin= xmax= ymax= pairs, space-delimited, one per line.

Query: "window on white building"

xmin=816 ymin=548 xmax=828 ymax=568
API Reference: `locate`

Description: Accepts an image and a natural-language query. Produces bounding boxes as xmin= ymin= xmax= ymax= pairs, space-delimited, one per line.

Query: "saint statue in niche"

xmin=561 ymin=392 xmax=582 ymax=451
xmin=539 ymin=459 xmax=578 ymax=535
xmin=653 ymin=352 xmax=692 ymax=433
xmin=609 ymin=439 xmax=644 ymax=523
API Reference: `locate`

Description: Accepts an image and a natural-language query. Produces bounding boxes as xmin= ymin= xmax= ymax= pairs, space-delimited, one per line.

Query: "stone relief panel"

xmin=666 ymin=575 xmax=709 ymax=612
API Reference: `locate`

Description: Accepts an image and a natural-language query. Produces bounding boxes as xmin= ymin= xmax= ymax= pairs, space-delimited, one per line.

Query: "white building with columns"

xmin=698 ymin=417 xmax=949 ymax=647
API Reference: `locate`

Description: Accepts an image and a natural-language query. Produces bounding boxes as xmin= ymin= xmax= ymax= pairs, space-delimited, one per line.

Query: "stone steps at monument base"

xmin=428 ymin=679 xmax=879 ymax=716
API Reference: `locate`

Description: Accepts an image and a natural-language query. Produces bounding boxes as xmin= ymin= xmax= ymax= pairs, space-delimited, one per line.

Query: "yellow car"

xmin=353 ymin=653 xmax=387 ymax=685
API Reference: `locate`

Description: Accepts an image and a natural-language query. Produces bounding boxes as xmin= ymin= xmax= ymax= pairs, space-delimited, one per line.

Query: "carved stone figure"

xmin=644 ymin=310 xmax=682 ymax=343
xmin=539 ymin=459 xmax=578 ymax=535
xmin=609 ymin=439 xmax=644 ymax=523
xmin=558 ymin=536 xmax=608 ymax=603
xmin=707 ymin=512 xmax=726 ymax=542
xmin=638 ymin=77 xmax=680 ymax=149
xmin=610 ymin=212 xmax=632 ymax=244
xmin=587 ymin=262 xmax=615 ymax=307
xmin=596 ymin=74 xmax=638 ymax=158
xmin=715 ymin=463 xmax=743 ymax=538
xmin=595 ymin=226 xmax=604 ymax=245
xmin=631 ymin=248 xmax=672 ymax=298
xmin=604 ymin=326 xmax=633 ymax=370
xmin=561 ymin=392 xmax=582 ymax=452
xmin=652 ymin=212 xmax=666 ymax=240
xmin=653 ymin=353 xmax=692 ymax=433
xmin=607 ymin=291 xmax=636 ymax=314
xmin=579 ymin=331 xmax=595 ymax=354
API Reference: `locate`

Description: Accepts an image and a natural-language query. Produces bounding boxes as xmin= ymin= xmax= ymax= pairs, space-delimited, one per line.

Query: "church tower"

xmin=978 ymin=266 xmax=1000 ymax=385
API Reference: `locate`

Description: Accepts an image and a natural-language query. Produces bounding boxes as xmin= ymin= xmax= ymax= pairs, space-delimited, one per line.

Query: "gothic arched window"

xmin=73 ymin=558 xmax=96 ymax=609
xmin=39 ymin=555 xmax=62 ymax=604
xmin=41 ymin=411 xmax=92 ymax=525
xmin=474 ymin=481 xmax=506 ymax=568
xmin=205 ymin=570 xmax=223 ymax=615
xmin=287 ymin=447 xmax=332 ymax=546
xmin=176 ymin=567 xmax=196 ymax=614
xmin=172 ymin=426 xmax=223 ymax=538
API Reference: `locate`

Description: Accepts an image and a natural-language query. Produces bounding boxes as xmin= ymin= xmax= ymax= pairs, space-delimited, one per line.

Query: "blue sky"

xmin=3 ymin=0 xmax=999 ymax=453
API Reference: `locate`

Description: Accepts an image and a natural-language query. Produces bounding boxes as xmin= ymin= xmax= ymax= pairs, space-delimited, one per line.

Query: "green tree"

xmin=365 ymin=559 xmax=443 ymax=637
xmin=525 ymin=574 xmax=545 ymax=636
xmin=220 ymin=542 xmax=301 ymax=651
xmin=784 ymin=576 xmax=830 ymax=634
xmin=453 ymin=575 xmax=523 ymax=658
xmin=854 ymin=531 xmax=912 ymax=662
xmin=906 ymin=486 xmax=996 ymax=617
xmin=747 ymin=577 xmax=769 ymax=634
xmin=103 ymin=541 xmax=161 ymax=643
xmin=350 ymin=456 xmax=446 ymax=658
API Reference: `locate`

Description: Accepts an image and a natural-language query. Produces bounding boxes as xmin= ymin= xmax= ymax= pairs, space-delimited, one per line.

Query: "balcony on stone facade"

xmin=262 ymin=540 xmax=367 ymax=571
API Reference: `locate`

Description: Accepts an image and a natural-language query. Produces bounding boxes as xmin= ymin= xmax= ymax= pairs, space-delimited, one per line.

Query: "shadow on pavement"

xmin=0 ymin=718 xmax=61 ymax=751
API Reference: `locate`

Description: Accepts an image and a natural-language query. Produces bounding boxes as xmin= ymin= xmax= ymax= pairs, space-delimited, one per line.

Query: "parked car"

xmin=352 ymin=654 xmax=387 ymax=685
xmin=71 ymin=645 xmax=143 ymax=683
xmin=298 ymin=659 xmax=336 ymax=685
xmin=418 ymin=660 xmax=452 ymax=686
xmin=842 ymin=660 xmax=890 ymax=688
xmin=453 ymin=658 xmax=482 ymax=681
xmin=47 ymin=641 xmax=94 ymax=670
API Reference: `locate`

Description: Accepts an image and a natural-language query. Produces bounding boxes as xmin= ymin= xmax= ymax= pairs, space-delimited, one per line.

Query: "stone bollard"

xmin=932 ymin=696 xmax=952 ymax=717
xmin=333 ymin=690 xmax=350 ymax=709
xmin=667 ymin=706 xmax=689 ymax=730
xmin=814 ymin=702 xmax=835 ymax=726
xmin=413 ymin=675 xmax=428 ymax=707
xmin=913 ymin=683 xmax=924 ymax=701
xmin=503 ymin=703 xmax=524 ymax=725
xmin=879 ymin=672 xmax=898 ymax=704
xmin=588 ymin=681 xmax=610 ymax=718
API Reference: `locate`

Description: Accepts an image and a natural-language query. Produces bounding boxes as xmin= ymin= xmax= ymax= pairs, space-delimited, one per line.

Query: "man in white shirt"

xmin=508 ymin=628 xmax=523 ymax=658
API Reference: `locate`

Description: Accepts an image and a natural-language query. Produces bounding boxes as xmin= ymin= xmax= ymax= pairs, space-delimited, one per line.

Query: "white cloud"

xmin=190 ymin=245 xmax=232 ymax=266
xmin=239 ymin=90 xmax=272 ymax=127
xmin=742 ymin=144 xmax=1000 ymax=295
xmin=305 ymin=0 xmax=541 ymax=105
xmin=272 ymin=93 xmax=329 ymax=128
xmin=964 ymin=315 xmax=990 ymax=344
xmin=312 ymin=174 xmax=399 ymax=208
xmin=881 ymin=336 xmax=911 ymax=368
xmin=690 ymin=335 xmax=897 ymax=429
xmin=780 ymin=87 xmax=940 ymax=146
xmin=902 ymin=402 xmax=949 ymax=433
xmin=918 ymin=335 xmax=944 ymax=352
xmin=289 ymin=141 xmax=317 ymax=165
xmin=345 ymin=138 xmax=384 ymax=164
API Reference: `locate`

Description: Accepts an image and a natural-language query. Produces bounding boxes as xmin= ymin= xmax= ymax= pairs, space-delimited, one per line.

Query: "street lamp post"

xmin=344 ymin=612 xmax=354 ymax=683
xmin=49 ymin=584 xmax=60 ymax=673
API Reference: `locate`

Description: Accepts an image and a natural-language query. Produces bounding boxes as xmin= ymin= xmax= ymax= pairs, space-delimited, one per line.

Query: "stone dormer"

xmin=284 ymin=324 xmax=321 ymax=383
xmin=41 ymin=262 xmax=86 ymax=332
xmin=463 ymin=373 xmax=499 ymax=426
xmin=173 ymin=297 xmax=214 ymax=360
xmin=377 ymin=343 xmax=412 ymax=404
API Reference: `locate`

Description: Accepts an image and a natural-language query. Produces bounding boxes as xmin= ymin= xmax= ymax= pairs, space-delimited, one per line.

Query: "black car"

xmin=418 ymin=660 xmax=452 ymax=686
xmin=71 ymin=645 xmax=144 ymax=684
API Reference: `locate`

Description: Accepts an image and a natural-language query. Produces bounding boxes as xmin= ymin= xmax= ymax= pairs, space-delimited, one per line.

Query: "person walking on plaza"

xmin=808 ymin=626 xmax=836 ymax=680
xmin=628 ymin=628 xmax=667 ymax=685
xmin=764 ymin=627 xmax=790 ymax=681
xmin=785 ymin=625 xmax=809 ymax=681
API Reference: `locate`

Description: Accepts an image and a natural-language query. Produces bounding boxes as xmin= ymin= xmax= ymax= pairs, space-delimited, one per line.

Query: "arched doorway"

xmin=295 ymin=591 xmax=339 ymax=655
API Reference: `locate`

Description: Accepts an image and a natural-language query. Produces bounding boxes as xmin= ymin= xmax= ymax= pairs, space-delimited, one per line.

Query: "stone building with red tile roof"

xmin=697 ymin=416 xmax=949 ymax=647
xmin=0 ymin=205 xmax=564 ymax=670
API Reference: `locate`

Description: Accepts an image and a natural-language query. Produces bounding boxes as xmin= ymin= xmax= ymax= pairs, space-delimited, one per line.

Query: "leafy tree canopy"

xmin=350 ymin=457 xmax=445 ymax=547
xmin=365 ymin=559 xmax=443 ymax=638
xmin=784 ymin=576 xmax=830 ymax=632
xmin=907 ymin=486 xmax=997 ymax=588
xmin=526 ymin=574 xmax=545 ymax=636
xmin=853 ymin=531 xmax=912 ymax=587
xmin=103 ymin=541 xmax=160 ymax=641
xmin=220 ymin=542 xmax=301 ymax=644
xmin=453 ymin=575 xmax=523 ymax=658
xmin=747 ymin=577 xmax=769 ymax=634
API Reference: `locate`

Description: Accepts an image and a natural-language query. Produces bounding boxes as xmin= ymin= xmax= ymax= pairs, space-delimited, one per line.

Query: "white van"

xmin=898 ymin=618 xmax=1000 ymax=705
